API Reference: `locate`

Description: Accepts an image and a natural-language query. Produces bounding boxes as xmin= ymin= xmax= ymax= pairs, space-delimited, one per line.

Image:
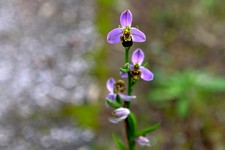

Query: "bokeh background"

xmin=0 ymin=0 xmax=224 ymax=150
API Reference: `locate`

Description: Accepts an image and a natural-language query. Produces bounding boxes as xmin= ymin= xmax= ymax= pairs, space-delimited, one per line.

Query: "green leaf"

xmin=135 ymin=123 xmax=160 ymax=137
xmin=106 ymin=99 xmax=122 ymax=108
xmin=149 ymin=89 xmax=179 ymax=102
xmin=176 ymin=99 xmax=189 ymax=118
xmin=113 ymin=134 xmax=127 ymax=150
xmin=127 ymin=113 xmax=137 ymax=137
xmin=143 ymin=62 xmax=148 ymax=68
xmin=197 ymin=75 xmax=225 ymax=92
xmin=126 ymin=113 xmax=137 ymax=149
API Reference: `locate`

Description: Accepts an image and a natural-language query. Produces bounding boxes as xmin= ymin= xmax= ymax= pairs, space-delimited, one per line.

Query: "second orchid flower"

xmin=121 ymin=49 xmax=154 ymax=81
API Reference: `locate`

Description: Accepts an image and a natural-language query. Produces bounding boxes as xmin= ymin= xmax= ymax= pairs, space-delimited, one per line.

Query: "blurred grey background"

xmin=0 ymin=0 xmax=98 ymax=149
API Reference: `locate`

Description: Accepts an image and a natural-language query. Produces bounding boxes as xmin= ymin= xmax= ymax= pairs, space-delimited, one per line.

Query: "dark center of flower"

xmin=122 ymin=28 xmax=131 ymax=41
xmin=114 ymin=80 xmax=126 ymax=93
xmin=120 ymin=27 xmax=133 ymax=47
xmin=130 ymin=63 xmax=141 ymax=80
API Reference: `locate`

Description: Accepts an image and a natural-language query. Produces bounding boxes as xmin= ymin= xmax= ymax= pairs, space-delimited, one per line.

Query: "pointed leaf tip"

xmin=135 ymin=123 xmax=160 ymax=137
xmin=113 ymin=134 xmax=127 ymax=150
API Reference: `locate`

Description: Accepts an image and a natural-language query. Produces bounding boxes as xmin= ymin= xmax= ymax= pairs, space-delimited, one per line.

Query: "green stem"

xmin=125 ymin=47 xmax=129 ymax=63
xmin=124 ymin=47 xmax=135 ymax=150
xmin=124 ymin=47 xmax=131 ymax=109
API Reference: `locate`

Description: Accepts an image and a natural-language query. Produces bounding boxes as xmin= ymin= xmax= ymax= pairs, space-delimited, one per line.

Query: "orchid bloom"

xmin=121 ymin=49 xmax=154 ymax=81
xmin=107 ymin=9 xmax=146 ymax=46
xmin=109 ymin=107 xmax=130 ymax=124
xmin=135 ymin=136 xmax=151 ymax=146
xmin=106 ymin=78 xmax=136 ymax=102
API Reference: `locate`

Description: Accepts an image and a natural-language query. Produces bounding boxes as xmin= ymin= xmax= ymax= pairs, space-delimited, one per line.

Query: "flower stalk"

xmin=105 ymin=9 xmax=159 ymax=150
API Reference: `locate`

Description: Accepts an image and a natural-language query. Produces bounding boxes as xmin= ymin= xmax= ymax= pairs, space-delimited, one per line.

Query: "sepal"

xmin=116 ymin=94 xmax=121 ymax=104
xmin=120 ymin=63 xmax=130 ymax=73
xmin=143 ymin=62 xmax=148 ymax=68
xmin=120 ymin=68 xmax=129 ymax=73
xmin=105 ymin=98 xmax=122 ymax=108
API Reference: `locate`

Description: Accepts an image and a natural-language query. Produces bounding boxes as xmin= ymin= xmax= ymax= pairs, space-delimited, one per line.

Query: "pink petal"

xmin=120 ymin=9 xmax=133 ymax=27
xmin=132 ymin=49 xmax=144 ymax=65
xmin=106 ymin=78 xmax=115 ymax=93
xmin=131 ymin=28 xmax=146 ymax=42
xmin=120 ymin=72 xmax=128 ymax=78
xmin=107 ymin=93 xmax=116 ymax=101
xmin=135 ymin=136 xmax=150 ymax=146
xmin=140 ymin=66 xmax=154 ymax=81
xmin=108 ymin=116 xmax=126 ymax=124
xmin=118 ymin=93 xmax=136 ymax=101
xmin=105 ymin=93 xmax=116 ymax=108
xmin=107 ymin=28 xmax=123 ymax=44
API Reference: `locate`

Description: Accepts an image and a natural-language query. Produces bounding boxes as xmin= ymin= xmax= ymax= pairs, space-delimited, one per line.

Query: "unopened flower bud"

xmin=109 ymin=107 xmax=130 ymax=124
xmin=135 ymin=136 xmax=150 ymax=146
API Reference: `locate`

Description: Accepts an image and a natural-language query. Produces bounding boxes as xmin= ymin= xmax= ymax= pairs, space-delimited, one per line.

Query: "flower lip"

xmin=120 ymin=9 xmax=133 ymax=27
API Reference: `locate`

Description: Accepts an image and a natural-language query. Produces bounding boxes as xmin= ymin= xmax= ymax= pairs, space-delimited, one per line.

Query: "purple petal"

xmin=106 ymin=78 xmax=115 ymax=93
xmin=131 ymin=28 xmax=146 ymax=42
xmin=120 ymin=9 xmax=132 ymax=27
xmin=135 ymin=136 xmax=150 ymax=146
xmin=114 ymin=107 xmax=130 ymax=117
xmin=120 ymin=72 xmax=128 ymax=78
xmin=105 ymin=93 xmax=116 ymax=108
xmin=107 ymin=28 xmax=123 ymax=44
xmin=107 ymin=93 xmax=116 ymax=101
xmin=108 ymin=116 xmax=126 ymax=124
xmin=118 ymin=93 xmax=136 ymax=101
xmin=140 ymin=66 xmax=154 ymax=81
xmin=130 ymin=64 xmax=134 ymax=70
xmin=132 ymin=49 xmax=144 ymax=65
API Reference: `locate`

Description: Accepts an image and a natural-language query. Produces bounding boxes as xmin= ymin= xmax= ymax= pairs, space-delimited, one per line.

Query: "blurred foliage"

xmin=96 ymin=0 xmax=116 ymax=35
xmin=149 ymin=69 xmax=225 ymax=117
xmin=88 ymin=47 xmax=109 ymax=84
xmin=60 ymin=104 xmax=101 ymax=130
xmin=88 ymin=0 xmax=117 ymax=84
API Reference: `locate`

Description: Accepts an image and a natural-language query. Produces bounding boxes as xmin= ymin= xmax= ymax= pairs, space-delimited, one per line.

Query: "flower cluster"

xmin=105 ymin=9 xmax=159 ymax=149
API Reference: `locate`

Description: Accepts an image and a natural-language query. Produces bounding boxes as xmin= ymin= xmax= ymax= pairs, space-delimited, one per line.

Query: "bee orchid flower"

xmin=121 ymin=49 xmax=154 ymax=81
xmin=107 ymin=9 xmax=146 ymax=47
